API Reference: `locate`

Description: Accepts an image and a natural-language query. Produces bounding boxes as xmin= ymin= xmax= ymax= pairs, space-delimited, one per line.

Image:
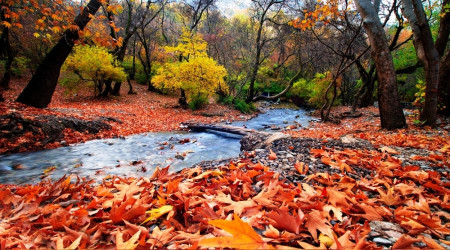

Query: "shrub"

xmin=188 ymin=93 xmax=209 ymax=110
xmin=234 ymin=99 xmax=256 ymax=113
xmin=413 ymin=79 xmax=426 ymax=108
xmin=11 ymin=56 xmax=30 ymax=77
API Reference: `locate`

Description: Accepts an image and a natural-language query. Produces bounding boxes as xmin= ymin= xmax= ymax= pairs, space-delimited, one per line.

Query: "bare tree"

xmin=246 ymin=0 xmax=284 ymax=103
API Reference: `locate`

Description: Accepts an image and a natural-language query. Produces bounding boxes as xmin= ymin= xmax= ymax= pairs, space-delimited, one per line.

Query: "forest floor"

xmin=0 ymin=79 xmax=250 ymax=153
xmin=0 ymin=94 xmax=449 ymax=248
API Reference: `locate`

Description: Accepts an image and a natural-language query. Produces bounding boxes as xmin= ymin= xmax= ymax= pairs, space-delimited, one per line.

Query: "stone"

xmin=369 ymin=221 xmax=404 ymax=242
xmin=263 ymin=133 xmax=291 ymax=146
xmin=373 ymin=237 xmax=392 ymax=246
xmin=175 ymin=154 xmax=185 ymax=160
xmin=341 ymin=135 xmax=358 ymax=144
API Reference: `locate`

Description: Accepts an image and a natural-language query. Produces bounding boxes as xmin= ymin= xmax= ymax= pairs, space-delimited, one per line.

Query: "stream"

xmin=0 ymin=108 xmax=312 ymax=184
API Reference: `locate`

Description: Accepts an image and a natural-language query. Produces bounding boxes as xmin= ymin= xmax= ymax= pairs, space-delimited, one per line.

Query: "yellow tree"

xmin=153 ymin=30 xmax=227 ymax=109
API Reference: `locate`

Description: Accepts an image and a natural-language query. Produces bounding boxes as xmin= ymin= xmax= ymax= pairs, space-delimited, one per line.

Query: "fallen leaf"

xmin=116 ymin=229 xmax=141 ymax=250
xmin=142 ymin=205 xmax=173 ymax=224
xmin=198 ymin=214 xmax=274 ymax=249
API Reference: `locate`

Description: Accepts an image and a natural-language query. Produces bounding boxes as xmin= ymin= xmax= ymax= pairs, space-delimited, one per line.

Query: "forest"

xmin=0 ymin=0 xmax=449 ymax=248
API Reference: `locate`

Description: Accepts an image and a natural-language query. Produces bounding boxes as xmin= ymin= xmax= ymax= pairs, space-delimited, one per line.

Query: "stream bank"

xmin=0 ymin=108 xmax=312 ymax=184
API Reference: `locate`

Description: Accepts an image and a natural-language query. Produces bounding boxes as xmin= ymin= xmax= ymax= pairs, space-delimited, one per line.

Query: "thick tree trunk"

xmin=436 ymin=0 xmax=450 ymax=116
xmin=16 ymin=0 xmax=102 ymax=108
xmin=355 ymin=0 xmax=406 ymax=129
xmin=402 ymin=0 xmax=440 ymax=126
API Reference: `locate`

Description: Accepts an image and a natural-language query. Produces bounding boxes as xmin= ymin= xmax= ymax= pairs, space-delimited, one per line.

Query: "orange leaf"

xmin=305 ymin=210 xmax=334 ymax=242
xmin=198 ymin=214 xmax=274 ymax=249
xmin=268 ymin=150 xmax=277 ymax=160
xmin=392 ymin=234 xmax=420 ymax=249
xmin=294 ymin=161 xmax=308 ymax=175
xmin=267 ymin=208 xmax=303 ymax=234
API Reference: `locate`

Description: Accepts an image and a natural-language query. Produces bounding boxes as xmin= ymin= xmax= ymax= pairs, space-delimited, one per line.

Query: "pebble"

xmin=373 ymin=237 xmax=392 ymax=246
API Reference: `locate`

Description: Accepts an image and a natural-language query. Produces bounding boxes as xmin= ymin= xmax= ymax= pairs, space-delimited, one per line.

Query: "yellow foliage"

xmin=153 ymin=30 xmax=228 ymax=102
xmin=64 ymin=45 xmax=126 ymax=85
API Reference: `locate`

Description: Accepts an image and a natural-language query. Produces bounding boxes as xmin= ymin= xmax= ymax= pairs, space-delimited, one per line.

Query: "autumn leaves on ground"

xmin=1 ymin=80 xmax=449 ymax=249
xmin=0 ymin=80 xmax=248 ymax=154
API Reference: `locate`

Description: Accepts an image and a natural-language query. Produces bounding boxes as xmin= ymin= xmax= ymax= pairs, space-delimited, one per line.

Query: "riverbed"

xmin=0 ymin=108 xmax=312 ymax=184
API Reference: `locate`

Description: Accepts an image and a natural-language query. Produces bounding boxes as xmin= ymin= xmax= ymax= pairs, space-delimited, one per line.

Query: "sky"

xmin=216 ymin=0 xmax=252 ymax=17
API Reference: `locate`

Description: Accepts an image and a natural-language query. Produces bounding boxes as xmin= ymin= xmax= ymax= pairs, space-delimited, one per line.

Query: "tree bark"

xmin=436 ymin=0 xmax=450 ymax=116
xmin=16 ymin=0 xmax=102 ymax=108
xmin=402 ymin=0 xmax=440 ymax=126
xmin=0 ymin=13 xmax=14 ymax=90
xmin=355 ymin=0 xmax=406 ymax=129
xmin=438 ymin=50 xmax=450 ymax=116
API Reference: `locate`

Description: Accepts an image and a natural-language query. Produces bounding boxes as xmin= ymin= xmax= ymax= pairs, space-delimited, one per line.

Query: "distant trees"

xmin=0 ymin=0 xmax=446 ymax=129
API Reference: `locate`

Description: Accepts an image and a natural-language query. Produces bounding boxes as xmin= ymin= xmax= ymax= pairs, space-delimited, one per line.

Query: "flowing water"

xmin=0 ymin=108 xmax=312 ymax=184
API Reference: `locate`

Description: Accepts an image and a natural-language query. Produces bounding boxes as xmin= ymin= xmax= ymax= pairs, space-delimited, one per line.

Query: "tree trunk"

xmin=179 ymin=89 xmax=188 ymax=107
xmin=16 ymin=0 xmax=102 ymax=108
xmin=101 ymin=81 xmax=112 ymax=97
xmin=402 ymin=0 xmax=440 ymax=126
xmin=436 ymin=0 xmax=450 ymax=116
xmin=355 ymin=0 xmax=406 ymax=129
xmin=438 ymin=51 xmax=450 ymax=116
xmin=0 ymin=14 xmax=14 ymax=90
xmin=127 ymin=78 xmax=135 ymax=94
xmin=112 ymin=82 xmax=121 ymax=95
xmin=434 ymin=0 xmax=449 ymax=58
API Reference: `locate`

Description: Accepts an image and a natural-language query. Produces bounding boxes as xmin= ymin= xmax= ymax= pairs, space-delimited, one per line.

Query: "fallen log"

xmin=184 ymin=123 xmax=267 ymax=136
xmin=183 ymin=123 xmax=290 ymax=150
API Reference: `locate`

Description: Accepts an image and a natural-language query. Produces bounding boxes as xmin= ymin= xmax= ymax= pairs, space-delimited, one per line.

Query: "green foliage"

xmin=136 ymin=73 xmax=148 ymax=85
xmin=290 ymin=78 xmax=313 ymax=101
xmin=0 ymin=56 xmax=30 ymax=77
xmin=63 ymin=45 xmax=127 ymax=95
xmin=218 ymin=95 xmax=234 ymax=105
xmin=290 ymin=72 xmax=341 ymax=108
xmin=60 ymin=72 xmax=85 ymax=95
xmin=188 ymin=93 xmax=209 ymax=110
xmin=11 ymin=56 xmax=30 ymax=77
xmin=153 ymin=30 xmax=228 ymax=105
xmin=413 ymin=79 xmax=426 ymax=108
xmin=218 ymin=95 xmax=255 ymax=113
xmin=262 ymin=82 xmax=286 ymax=95
xmin=233 ymin=99 xmax=256 ymax=113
